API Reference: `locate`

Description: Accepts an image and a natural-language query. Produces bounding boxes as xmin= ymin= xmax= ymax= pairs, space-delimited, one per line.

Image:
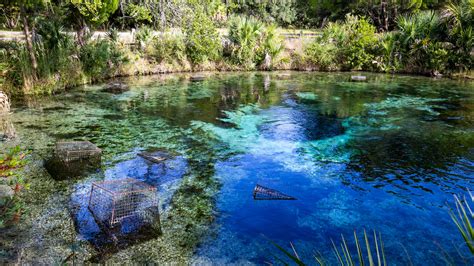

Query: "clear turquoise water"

xmin=7 ymin=72 xmax=474 ymax=264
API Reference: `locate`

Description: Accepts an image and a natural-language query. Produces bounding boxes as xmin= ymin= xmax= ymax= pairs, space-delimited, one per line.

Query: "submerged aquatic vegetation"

xmin=2 ymin=72 xmax=473 ymax=264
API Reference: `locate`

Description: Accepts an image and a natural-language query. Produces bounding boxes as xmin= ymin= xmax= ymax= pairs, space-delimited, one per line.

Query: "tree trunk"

xmin=76 ymin=17 xmax=86 ymax=46
xmin=381 ymin=0 xmax=388 ymax=31
xmin=159 ymin=0 xmax=166 ymax=30
xmin=20 ymin=7 xmax=37 ymax=79
xmin=393 ymin=1 xmax=398 ymax=27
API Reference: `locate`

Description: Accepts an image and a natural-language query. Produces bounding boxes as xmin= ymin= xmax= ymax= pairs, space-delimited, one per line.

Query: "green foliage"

xmin=2 ymin=18 xmax=83 ymax=94
xmin=0 ymin=146 xmax=27 ymax=178
xmin=442 ymin=0 xmax=474 ymax=72
xmin=228 ymin=16 xmax=264 ymax=68
xmin=79 ymin=39 xmax=127 ymax=81
xmin=34 ymin=18 xmax=78 ymax=79
xmin=272 ymin=230 xmax=386 ymax=266
xmin=387 ymin=10 xmax=449 ymax=74
xmin=135 ymin=25 xmax=153 ymax=50
xmin=71 ymin=0 xmax=119 ymax=25
xmin=185 ymin=8 xmax=221 ymax=65
xmin=124 ymin=3 xmax=152 ymax=25
xmin=150 ymin=33 xmax=187 ymax=64
xmin=305 ymin=41 xmax=338 ymax=71
xmin=227 ymin=16 xmax=284 ymax=69
xmin=231 ymin=0 xmax=297 ymax=26
xmin=306 ymin=14 xmax=379 ymax=71
xmin=450 ymin=192 xmax=474 ymax=254
xmin=0 ymin=146 xmax=29 ymax=228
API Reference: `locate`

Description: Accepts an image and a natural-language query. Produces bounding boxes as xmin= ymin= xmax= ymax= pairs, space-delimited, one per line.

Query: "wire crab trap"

xmin=88 ymin=178 xmax=160 ymax=228
xmin=45 ymin=141 xmax=102 ymax=180
xmin=55 ymin=141 xmax=102 ymax=163
xmin=253 ymin=184 xmax=297 ymax=200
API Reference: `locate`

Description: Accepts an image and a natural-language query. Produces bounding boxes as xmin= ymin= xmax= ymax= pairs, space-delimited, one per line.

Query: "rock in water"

xmin=190 ymin=75 xmax=205 ymax=82
xmin=102 ymin=82 xmax=130 ymax=94
xmin=0 ymin=91 xmax=10 ymax=114
xmin=0 ymin=185 xmax=14 ymax=206
xmin=351 ymin=75 xmax=367 ymax=82
xmin=0 ymin=118 xmax=16 ymax=141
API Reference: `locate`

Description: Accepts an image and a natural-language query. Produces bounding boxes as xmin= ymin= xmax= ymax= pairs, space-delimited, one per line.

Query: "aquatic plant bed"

xmin=1 ymin=72 xmax=473 ymax=264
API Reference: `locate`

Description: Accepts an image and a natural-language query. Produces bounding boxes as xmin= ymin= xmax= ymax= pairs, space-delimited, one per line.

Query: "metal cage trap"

xmin=88 ymin=178 xmax=159 ymax=228
xmin=56 ymin=141 xmax=102 ymax=163
xmin=253 ymin=184 xmax=296 ymax=200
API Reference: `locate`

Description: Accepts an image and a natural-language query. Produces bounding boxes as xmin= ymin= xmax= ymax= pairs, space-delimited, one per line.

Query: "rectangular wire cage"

xmin=56 ymin=141 xmax=102 ymax=163
xmin=88 ymin=178 xmax=158 ymax=228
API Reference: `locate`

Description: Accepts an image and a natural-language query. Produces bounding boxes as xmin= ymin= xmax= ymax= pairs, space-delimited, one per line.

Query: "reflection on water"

xmin=6 ymin=72 xmax=474 ymax=264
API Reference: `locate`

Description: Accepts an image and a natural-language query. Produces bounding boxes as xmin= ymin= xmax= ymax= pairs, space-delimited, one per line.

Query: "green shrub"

xmin=305 ymin=14 xmax=379 ymax=71
xmin=135 ymin=25 xmax=153 ymax=50
xmin=257 ymin=24 xmax=285 ymax=69
xmin=185 ymin=9 xmax=222 ymax=65
xmin=2 ymin=19 xmax=82 ymax=94
xmin=149 ymin=33 xmax=187 ymax=64
xmin=79 ymin=39 xmax=128 ymax=81
xmin=391 ymin=11 xmax=450 ymax=75
xmin=304 ymin=40 xmax=338 ymax=71
xmin=442 ymin=0 xmax=473 ymax=72
xmin=228 ymin=16 xmax=264 ymax=68
xmin=227 ymin=16 xmax=284 ymax=69
xmin=125 ymin=3 xmax=152 ymax=25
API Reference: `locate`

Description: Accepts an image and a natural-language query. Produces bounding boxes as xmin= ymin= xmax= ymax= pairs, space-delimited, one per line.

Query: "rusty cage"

xmin=56 ymin=141 xmax=102 ymax=163
xmin=88 ymin=178 xmax=158 ymax=228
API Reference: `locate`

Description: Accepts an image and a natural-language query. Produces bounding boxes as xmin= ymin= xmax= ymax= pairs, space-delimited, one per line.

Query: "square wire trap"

xmin=56 ymin=141 xmax=102 ymax=163
xmin=88 ymin=178 xmax=158 ymax=228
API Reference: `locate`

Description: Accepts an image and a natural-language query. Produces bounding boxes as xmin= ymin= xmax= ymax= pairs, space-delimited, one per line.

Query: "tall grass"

xmin=272 ymin=230 xmax=386 ymax=266
xmin=450 ymin=191 xmax=474 ymax=254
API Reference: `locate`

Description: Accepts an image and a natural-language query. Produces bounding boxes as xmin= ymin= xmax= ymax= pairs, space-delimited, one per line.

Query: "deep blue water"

xmin=9 ymin=72 xmax=474 ymax=264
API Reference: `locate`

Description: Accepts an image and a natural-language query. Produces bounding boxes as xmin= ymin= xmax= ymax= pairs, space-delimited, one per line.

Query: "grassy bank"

xmin=0 ymin=3 xmax=472 ymax=97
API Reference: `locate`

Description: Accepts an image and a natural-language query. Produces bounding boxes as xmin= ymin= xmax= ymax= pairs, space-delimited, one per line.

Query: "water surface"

xmin=4 ymin=72 xmax=474 ymax=264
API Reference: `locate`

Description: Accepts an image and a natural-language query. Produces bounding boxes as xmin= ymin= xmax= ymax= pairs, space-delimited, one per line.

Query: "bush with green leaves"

xmin=442 ymin=0 xmax=473 ymax=73
xmin=135 ymin=25 xmax=154 ymax=51
xmin=385 ymin=10 xmax=448 ymax=74
xmin=307 ymin=14 xmax=379 ymax=71
xmin=0 ymin=146 xmax=29 ymax=228
xmin=2 ymin=18 xmax=82 ymax=94
xmin=227 ymin=16 xmax=284 ymax=70
xmin=125 ymin=3 xmax=152 ymax=26
xmin=79 ymin=39 xmax=128 ymax=81
xmin=304 ymin=41 xmax=338 ymax=71
xmin=185 ymin=9 xmax=222 ymax=65
xmin=149 ymin=33 xmax=187 ymax=64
